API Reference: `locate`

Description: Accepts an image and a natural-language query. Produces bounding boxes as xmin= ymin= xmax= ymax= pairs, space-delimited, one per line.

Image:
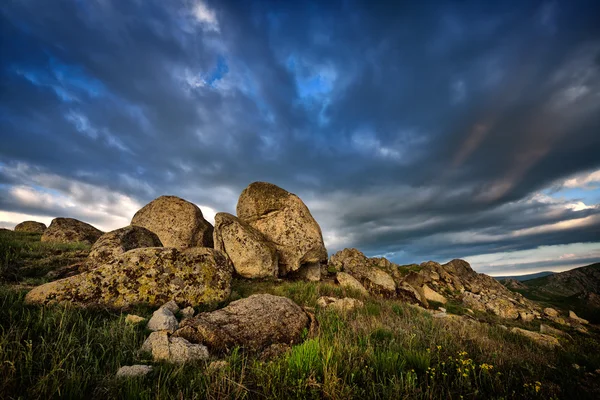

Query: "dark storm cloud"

xmin=1 ymin=0 xmax=600 ymax=271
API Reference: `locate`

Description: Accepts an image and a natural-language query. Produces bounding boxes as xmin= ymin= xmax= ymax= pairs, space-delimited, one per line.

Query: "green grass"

xmin=2 ymin=281 xmax=600 ymax=399
xmin=0 ymin=230 xmax=90 ymax=284
xmin=1 ymin=231 xmax=600 ymax=399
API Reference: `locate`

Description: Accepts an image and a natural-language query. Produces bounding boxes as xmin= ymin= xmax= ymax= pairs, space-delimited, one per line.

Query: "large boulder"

xmin=41 ymin=218 xmax=103 ymax=245
xmin=25 ymin=247 xmax=233 ymax=308
xmin=175 ymin=294 xmax=309 ymax=353
xmin=236 ymin=182 xmax=327 ymax=276
xmin=213 ymin=212 xmax=278 ymax=279
xmin=131 ymin=196 xmax=213 ymax=248
xmin=14 ymin=221 xmax=47 ymax=234
xmin=329 ymin=248 xmax=396 ymax=296
xmin=85 ymin=225 xmax=162 ymax=268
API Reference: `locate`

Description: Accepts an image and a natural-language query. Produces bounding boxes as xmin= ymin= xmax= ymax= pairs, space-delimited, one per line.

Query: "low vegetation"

xmin=1 ymin=230 xmax=599 ymax=399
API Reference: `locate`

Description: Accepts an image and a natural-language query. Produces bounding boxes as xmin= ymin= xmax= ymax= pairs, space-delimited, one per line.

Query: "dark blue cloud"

xmin=1 ymin=0 xmax=599 ymax=272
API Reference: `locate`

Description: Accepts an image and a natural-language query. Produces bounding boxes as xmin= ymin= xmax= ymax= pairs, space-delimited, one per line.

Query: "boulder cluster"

xmin=24 ymin=182 xmax=327 ymax=308
xmin=22 ymin=180 xmax=559 ymax=325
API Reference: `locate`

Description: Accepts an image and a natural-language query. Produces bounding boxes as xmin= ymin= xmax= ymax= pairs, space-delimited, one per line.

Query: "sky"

xmin=1 ymin=0 xmax=600 ymax=276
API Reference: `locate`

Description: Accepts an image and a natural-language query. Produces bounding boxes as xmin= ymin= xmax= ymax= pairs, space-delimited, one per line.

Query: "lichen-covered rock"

xmin=236 ymin=182 xmax=327 ymax=276
xmin=25 ymin=247 xmax=233 ymax=308
xmin=213 ymin=212 xmax=278 ymax=279
xmin=85 ymin=225 xmax=162 ymax=268
xmin=141 ymin=331 xmax=209 ymax=363
xmin=336 ymin=272 xmax=368 ymax=295
xmin=41 ymin=218 xmax=103 ymax=245
xmin=14 ymin=221 xmax=47 ymax=234
xmin=175 ymin=294 xmax=309 ymax=353
xmin=329 ymin=248 xmax=396 ymax=296
xmin=181 ymin=306 xmax=195 ymax=319
xmin=131 ymin=196 xmax=213 ymax=248
xmin=147 ymin=307 xmax=179 ymax=332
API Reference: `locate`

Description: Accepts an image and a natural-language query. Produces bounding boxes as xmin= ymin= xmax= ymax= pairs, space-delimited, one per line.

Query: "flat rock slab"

xmin=25 ymin=247 xmax=233 ymax=308
xmin=175 ymin=294 xmax=309 ymax=353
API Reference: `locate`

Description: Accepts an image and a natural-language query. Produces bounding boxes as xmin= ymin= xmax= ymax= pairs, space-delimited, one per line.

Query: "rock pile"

xmin=328 ymin=248 xmax=541 ymax=320
xmin=218 ymin=182 xmax=328 ymax=279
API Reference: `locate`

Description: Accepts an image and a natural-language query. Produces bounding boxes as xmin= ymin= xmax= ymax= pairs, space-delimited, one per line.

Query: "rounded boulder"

xmin=85 ymin=225 xmax=162 ymax=268
xmin=131 ymin=196 xmax=213 ymax=248
xmin=41 ymin=218 xmax=103 ymax=245
xmin=14 ymin=221 xmax=47 ymax=234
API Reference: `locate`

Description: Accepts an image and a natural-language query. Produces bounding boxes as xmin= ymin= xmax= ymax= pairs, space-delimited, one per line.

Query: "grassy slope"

xmin=510 ymin=263 xmax=600 ymax=323
xmin=1 ymin=230 xmax=600 ymax=399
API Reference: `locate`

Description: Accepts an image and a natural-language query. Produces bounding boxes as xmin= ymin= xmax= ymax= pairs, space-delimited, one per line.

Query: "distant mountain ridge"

xmin=494 ymin=271 xmax=555 ymax=282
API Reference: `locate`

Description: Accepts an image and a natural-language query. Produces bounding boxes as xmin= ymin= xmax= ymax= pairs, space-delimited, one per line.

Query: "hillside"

xmin=1 ymin=184 xmax=600 ymax=399
xmin=506 ymin=263 xmax=600 ymax=324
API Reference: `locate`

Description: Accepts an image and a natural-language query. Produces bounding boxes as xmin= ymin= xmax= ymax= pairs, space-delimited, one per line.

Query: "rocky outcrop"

xmin=14 ymin=221 xmax=47 ymax=234
xmin=85 ymin=225 xmax=162 ymax=268
xmin=236 ymin=182 xmax=327 ymax=276
xmin=41 ymin=218 xmax=103 ymax=245
xmin=131 ymin=195 xmax=213 ymax=248
xmin=25 ymin=247 xmax=233 ymax=308
xmin=175 ymin=294 xmax=309 ymax=353
xmin=213 ymin=212 xmax=278 ymax=279
xmin=329 ymin=248 xmax=396 ymax=296
xmin=329 ymin=249 xmax=540 ymax=319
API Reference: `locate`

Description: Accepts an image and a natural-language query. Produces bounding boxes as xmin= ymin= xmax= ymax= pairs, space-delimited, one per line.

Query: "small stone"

xmin=510 ymin=327 xmax=560 ymax=348
xmin=317 ymin=296 xmax=338 ymax=308
xmin=116 ymin=365 xmax=153 ymax=378
xmin=147 ymin=308 xmax=178 ymax=332
xmin=544 ymin=307 xmax=559 ymax=318
xmin=125 ymin=314 xmax=146 ymax=325
xmin=162 ymin=300 xmax=180 ymax=314
xmin=181 ymin=306 xmax=195 ymax=319
xmin=519 ymin=311 xmax=534 ymax=322
xmin=438 ymin=307 xmax=446 ymax=313
xmin=568 ymin=310 xmax=589 ymax=324
xmin=207 ymin=360 xmax=229 ymax=372
xmin=141 ymin=331 xmax=209 ymax=363
xmin=327 ymin=297 xmax=364 ymax=313
xmin=168 ymin=337 xmax=209 ymax=363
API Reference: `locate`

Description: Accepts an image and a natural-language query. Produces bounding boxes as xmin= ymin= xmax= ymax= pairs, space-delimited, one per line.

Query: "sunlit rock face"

xmin=236 ymin=182 xmax=327 ymax=276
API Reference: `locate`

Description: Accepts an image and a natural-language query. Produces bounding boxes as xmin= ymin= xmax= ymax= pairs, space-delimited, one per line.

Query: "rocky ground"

xmin=1 ymin=181 xmax=599 ymax=399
